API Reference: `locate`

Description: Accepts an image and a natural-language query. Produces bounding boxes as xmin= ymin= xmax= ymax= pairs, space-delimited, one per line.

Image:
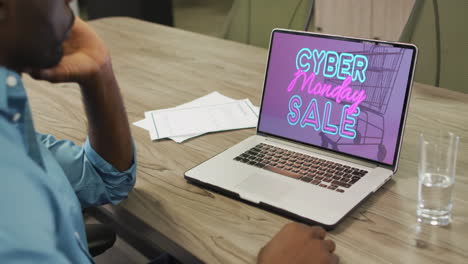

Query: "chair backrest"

xmin=223 ymin=0 xmax=313 ymax=48
xmin=400 ymin=0 xmax=468 ymax=93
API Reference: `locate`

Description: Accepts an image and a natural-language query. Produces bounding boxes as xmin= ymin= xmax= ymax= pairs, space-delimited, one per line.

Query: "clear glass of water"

xmin=418 ymin=132 xmax=459 ymax=226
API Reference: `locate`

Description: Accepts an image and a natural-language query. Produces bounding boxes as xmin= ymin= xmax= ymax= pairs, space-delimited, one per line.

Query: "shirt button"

xmin=12 ymin=113 xmax=21 ymax=122
xmin=6 ymin=75 xmax=18 ymax=87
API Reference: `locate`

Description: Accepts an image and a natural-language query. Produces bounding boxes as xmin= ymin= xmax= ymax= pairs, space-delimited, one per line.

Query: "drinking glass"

xmin=417 ymin=132 xmax=459 ymax=226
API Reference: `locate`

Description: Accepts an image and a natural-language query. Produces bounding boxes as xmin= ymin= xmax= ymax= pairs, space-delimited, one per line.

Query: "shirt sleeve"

xmin=37 ymin=133 xmax=137 ymax=208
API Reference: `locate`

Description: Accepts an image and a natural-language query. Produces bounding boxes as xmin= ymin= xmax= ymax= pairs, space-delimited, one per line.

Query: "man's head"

xmin=0 ymin=0 xmax=75 ymax=72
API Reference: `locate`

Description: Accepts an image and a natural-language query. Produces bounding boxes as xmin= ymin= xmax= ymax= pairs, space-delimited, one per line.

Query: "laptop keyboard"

xmin=233 ymin=143 xmax=368 ymax=193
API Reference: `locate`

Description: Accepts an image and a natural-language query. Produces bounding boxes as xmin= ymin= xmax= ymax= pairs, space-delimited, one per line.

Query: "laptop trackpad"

xmin=235 ymin=173 xmax=292 ymax=203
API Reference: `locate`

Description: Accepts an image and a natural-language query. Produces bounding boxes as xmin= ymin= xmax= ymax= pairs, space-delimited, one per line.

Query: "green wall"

xmin=403 ymin=0 xmax=468 ymax=92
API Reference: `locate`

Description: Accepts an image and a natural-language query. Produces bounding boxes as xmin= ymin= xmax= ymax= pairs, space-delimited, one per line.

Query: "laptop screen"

xmin=258 ymin=30 xmax=416 ymax=166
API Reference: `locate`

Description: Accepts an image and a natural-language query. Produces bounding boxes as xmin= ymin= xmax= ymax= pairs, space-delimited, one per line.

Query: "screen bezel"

xmin=256 ymin=29 xmax=418 ymax=169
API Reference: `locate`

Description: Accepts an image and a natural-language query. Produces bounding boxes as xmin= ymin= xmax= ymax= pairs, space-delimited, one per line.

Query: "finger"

xmin=309 ymin=226 xmax=326 ymax=239
xmin=323 ymin=239 xmax=336 ymax=253
xmin=37 ymin=66 xmax=72 ymax=84
xmin=39 ymin=68 xmax=64 ymax=83
xmin=28 ymin=68 xmax=59 ymax=82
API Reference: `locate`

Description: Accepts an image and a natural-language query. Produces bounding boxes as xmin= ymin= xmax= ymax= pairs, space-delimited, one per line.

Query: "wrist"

xmin=79 ymin=57 xmax=115 ymax=90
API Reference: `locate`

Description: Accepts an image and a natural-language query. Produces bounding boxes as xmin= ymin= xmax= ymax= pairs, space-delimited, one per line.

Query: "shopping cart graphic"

xmin=320 ymin=44 xmax=405 ymax=162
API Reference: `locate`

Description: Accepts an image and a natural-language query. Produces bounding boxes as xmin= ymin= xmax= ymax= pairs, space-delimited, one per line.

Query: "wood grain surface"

xmin=24 ymin=17 xmax=468 ymax=264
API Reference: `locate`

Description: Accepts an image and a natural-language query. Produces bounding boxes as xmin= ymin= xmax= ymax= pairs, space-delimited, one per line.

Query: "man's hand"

xmin=258 ymin=223 xmax=339 ymax=264
xmin=33 ymin=16 xmax=110 ymax=85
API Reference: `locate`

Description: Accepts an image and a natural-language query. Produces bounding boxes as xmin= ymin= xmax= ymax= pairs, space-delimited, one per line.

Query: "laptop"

xmin=185 ymin=29 xmax=418 ymax=229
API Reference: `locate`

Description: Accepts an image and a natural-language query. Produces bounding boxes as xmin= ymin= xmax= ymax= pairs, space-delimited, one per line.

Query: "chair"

xmin=86 ymin=223 xmax=116 ymax=257
xmin=223 ymin=0 xmax=314 ymax=48
xmin=400 ymin=0 xmax=468 ymax=93
xmin=83 ymin=208 xmax=117 ymax=257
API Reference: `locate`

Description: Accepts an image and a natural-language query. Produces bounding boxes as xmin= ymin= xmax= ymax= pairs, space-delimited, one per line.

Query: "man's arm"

xmin=36 ymin=17 xmax=133 ymax=172
xmin=80 ymin=60 xmax=133 ymax=172
xmin=31 ymin=18 xmax=136 ymax=207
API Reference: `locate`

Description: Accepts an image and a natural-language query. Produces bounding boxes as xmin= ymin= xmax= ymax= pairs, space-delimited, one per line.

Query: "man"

xmin=0 ymin=0 xmax=136 ymax=263
xmin=0 ymin=1 xmax=338 ymax=263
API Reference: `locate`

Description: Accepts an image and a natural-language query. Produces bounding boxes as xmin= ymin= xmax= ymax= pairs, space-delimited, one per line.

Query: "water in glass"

xmin=418 ymin=172 xmax=454 ymax=225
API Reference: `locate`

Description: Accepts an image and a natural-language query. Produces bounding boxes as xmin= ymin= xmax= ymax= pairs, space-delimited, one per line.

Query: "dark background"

xmin=83 ymin=0 xmax=174 ymax=26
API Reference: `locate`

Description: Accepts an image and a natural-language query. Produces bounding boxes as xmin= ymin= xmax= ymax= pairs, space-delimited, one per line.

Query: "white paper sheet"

xmin=145 ymin=99 xmax=258 ymax=140
xmin=166 ymin=92 xmax=236 ymax=142
xmin=133 ymin=118 xmax=152 ymax=130
xmin=133 ymin=92 xmax=260 ymax=142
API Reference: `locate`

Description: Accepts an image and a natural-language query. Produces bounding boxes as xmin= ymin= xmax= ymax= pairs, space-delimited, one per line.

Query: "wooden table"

xmin=25 ymin=17 xmax=468 ymax=264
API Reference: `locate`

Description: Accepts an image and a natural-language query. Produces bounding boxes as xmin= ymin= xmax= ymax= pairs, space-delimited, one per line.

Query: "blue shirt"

xmin=0 ymin=67 xmax=137 ymax=263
